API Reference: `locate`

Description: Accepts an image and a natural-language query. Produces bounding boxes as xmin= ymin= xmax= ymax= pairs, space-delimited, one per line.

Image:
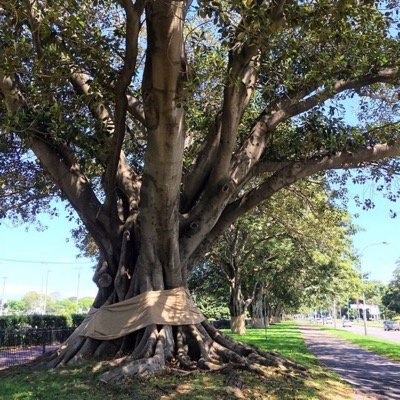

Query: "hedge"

xmin=0 ymin=314 xmax=87 ymax=330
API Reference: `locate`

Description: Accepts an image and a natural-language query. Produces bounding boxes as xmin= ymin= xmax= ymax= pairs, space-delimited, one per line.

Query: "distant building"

xmin=350 ymin=303 xmax=380 ymax=320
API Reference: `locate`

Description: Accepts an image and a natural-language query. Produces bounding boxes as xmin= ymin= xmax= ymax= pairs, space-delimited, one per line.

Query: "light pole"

xmin=75 ymin=267 xmax=82 ymax=304
xmin=359 ymin=241 xmax=389 ymax=336
xmin=1 ymin=277 xmax=7 ymax=314
xmin=43 ymin=269 xmax=51 ymax=314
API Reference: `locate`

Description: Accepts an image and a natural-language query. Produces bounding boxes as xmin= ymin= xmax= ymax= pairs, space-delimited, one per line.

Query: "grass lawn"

xmin=225 ymin=322 xmax=354 ymax=399
xmin=0 ymin=322 xmax=354 ymax=400
xmin=320 ymin=325 xmax=400 ymax=361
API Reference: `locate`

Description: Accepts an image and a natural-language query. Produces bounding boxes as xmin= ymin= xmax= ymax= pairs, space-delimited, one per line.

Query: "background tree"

xmin=382 ymin=267 xmax=400 ymax=315
xmin=188 ymin=261 xmax=230 ymax=320
xmin=4 ymin=299 xmax=27 ymax=315
xmin=201 ymin=179 xmax=357 ymax=333
xmin=21 ymin=291 xmax=44 ymax=314
xmin=1 ymin=0 xmax=400 ymax=381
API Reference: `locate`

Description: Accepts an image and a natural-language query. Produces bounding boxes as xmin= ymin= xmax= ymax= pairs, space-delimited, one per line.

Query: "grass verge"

xmin=225 ymin=322 xmax=354 ymax=399
xmin=320 ymin=326 xmax=400 ymax=361
xmin=0 ymin=323 xmax=354 ymax=400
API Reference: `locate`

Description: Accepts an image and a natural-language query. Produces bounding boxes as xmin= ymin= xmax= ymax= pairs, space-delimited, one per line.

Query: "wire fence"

xmin=0 ymin=327 xmax=75 ymax=369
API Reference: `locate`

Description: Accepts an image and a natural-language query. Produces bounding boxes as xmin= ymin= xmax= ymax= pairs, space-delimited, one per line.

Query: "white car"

xmin=342 ymin=319 xmax=352 ymax=327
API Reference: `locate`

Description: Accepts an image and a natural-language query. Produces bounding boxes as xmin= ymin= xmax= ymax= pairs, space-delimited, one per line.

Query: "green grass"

xmin=320 ymin=325 xmax=400 ymax=361
xmin=0 ymin=365 xmax=242 ymax=400
xmin=224 ymin=322 xmax=319 ymax=368
xmin=0 ymin=323 xmax=354 ymax=400
xmin=225 ymin=322 xmax=354 ymax=399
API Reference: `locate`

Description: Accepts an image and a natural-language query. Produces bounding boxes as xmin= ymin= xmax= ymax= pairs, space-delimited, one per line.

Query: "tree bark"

xmin=229 ymin=284 xmax=249 ymax=335
xmin=252 ymin=286 xmax=268 ymax=328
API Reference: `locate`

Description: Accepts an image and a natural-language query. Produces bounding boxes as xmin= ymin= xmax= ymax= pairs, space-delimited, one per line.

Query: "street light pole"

xmin=43 ymin=269 xmax=51 ymax=314
xmin=359 ymin=241 xmax=389 ymax=336
xmin=76 ymin=267 xmax=82 ymax=304
xmin=1 ymin=277 xmax=6 ymax=314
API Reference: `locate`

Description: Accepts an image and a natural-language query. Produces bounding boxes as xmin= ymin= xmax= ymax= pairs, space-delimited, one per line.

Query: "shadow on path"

xmin=299 ymin=324 xmax=400 ymax=400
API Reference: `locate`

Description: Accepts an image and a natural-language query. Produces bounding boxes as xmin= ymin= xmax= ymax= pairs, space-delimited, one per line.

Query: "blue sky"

xmin=0 ymin=181 xmax=399 ymax=301
xmin=0 ymin=212 xmax=97 ymax=301
xmin=346 ymin=182 xmax=399 ymax=283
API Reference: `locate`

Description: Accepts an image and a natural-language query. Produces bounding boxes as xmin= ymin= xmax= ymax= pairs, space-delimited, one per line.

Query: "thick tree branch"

xmin=70 ymin=71 xmax=141 ymax=218
xmin=182 ymin=65 xmax=400 ymax=268
xmin=105 ymin=0 xmax=145 ymax=211
xmin=181 ymin=114 xmax=222 ymax=213
xmin=0 ymin=73 xmax=113 ymax=257
xmin=126 ymin=94 xmax=146 ymax=125
xmin=212 ymin=140 xmax=400 ymax=241
xmin=230 ymin=67 xmax=400 ymax=187
xmin=207 ymin=35 xmax=259 ymax=188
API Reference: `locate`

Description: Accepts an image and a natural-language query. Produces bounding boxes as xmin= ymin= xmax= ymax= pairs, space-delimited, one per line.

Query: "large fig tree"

xmin=1 ymin=0 xmax=400 ymax=380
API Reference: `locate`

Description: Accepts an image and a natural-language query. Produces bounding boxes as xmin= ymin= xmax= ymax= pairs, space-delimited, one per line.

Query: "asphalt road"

xmin=300 ymin=324 xmax=400 ymax=400
xmin=338 ymin=323 xmax=400 ymax=343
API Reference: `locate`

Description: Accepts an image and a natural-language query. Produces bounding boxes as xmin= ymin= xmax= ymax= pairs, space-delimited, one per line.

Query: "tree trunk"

xmin=231 ymin=315 xmax=246 ymax=335
xmin=229 ymin=285 xmax=248 ymax=335
xmin=44 ymin=262 xmax=304 ymax=381
xmin=252 ymin=286 xmax=268 ymax=328
xmin=270 ymin=304 xmax=283 ymax=324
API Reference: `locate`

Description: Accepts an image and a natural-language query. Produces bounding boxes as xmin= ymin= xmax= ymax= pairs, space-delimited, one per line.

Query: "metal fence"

xmin=0 ymin=327 xmax=75 ymax=369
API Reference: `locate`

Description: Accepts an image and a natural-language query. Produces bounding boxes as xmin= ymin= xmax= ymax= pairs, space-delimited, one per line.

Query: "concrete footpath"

xmin=299 ymin=324 xmax=400 ymax=400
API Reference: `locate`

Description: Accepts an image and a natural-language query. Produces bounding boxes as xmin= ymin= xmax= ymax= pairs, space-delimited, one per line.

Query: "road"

xmin=334 ymin=322 xmax=400 ymax=343
xmin=347 ymin=325 xmax=400 ymax=343
xmin=300 ymin=324 xmax=400 ymax=400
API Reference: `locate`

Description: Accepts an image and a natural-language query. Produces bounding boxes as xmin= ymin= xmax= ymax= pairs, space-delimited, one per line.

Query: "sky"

xmin=0 ymin=182 xmax=399 ymax=301
xmin=0 ymin=211 xmax=97 ymax=301
xmin=346 ymin=182 xmax=399 ymax=284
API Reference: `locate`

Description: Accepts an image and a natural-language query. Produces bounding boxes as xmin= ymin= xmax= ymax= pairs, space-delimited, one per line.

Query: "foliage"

xmin=382 ymin=267 xmax=400 ymax=314
xmin=4 ymin=293 xmax=93 ymax=316
xmin=0 ymin=1 xmax=399 ymax=240
xmin=188 ymin=262 xmax=230 ymax=319
xmin=5 ymin=300 xmax=26 ymax=314
xmin=191 ymin=294 xmax=230 ymax=320
xmin=71 ymin=313 xmax=87 ymax=327
xmin=201 ymin=179 xmax=359 ymax=317
xmin=21 ymin=292 xmax=43 ymax=314
xmin=0 ymin=314 xmax=70 ymax=330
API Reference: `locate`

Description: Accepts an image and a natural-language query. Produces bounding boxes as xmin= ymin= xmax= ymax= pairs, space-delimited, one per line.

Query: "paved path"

xmin=300 ymin=324 xmax=400 ymax=400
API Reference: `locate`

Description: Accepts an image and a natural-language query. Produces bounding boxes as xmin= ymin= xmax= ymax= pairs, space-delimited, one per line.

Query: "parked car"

xmin=383 ymin=320 xmax=400 ymax=331
xmin=342 ymin=319 xmax=352 ymax=327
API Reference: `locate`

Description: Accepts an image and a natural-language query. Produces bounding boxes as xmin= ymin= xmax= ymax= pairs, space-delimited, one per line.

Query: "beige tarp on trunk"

xmin=80 ymin=287 xmax=205 ymax=340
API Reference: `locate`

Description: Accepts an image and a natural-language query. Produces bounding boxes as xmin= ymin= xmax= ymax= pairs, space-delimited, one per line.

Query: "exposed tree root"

xmin=45 ymin=321 xmax=308 ymax=382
